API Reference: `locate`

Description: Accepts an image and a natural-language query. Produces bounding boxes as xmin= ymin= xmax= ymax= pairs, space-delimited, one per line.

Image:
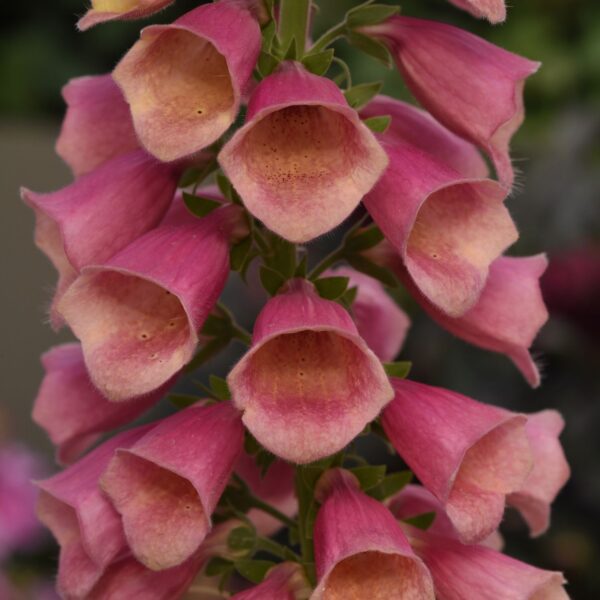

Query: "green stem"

xmin=255 ymin=537 xmax=301 ymax=562
xmin=308 ymin=249 xmax=344 ymax=280
xmin=231 ymin=326 xmax=252 ymax=346
xmin=310 ymin=22 xmax=346 ymax=54
xmin=278 ymin=0 xmax=311 ymax=58
xmin=248 ymin=496 xmax=298 ymax=530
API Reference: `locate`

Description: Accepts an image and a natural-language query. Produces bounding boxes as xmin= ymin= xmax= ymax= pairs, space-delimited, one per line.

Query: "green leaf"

xmin=261 ymin=20 xmax=277 ymax=52
xmin=185 ymin=337 xmax=230 ymax=372
xmin=205 ymin=557 xmax=233 ymax=576
xmin=230 ymin=236 xmax=253 ymax=272
xmin=227 ymin=526 xmax=256 ymax=553
xmin=257 ymin=50 xmax=279 ymax=78
xmin=216 ymin=174 xmax=233 ymax=200
xmin=350 ymin=465 xmax=386 ymax=491
xmin=244 ymin=433 xmax=261 ymax=456
xmin=363 ymin=114 xmax=391 ymax=133
xmin=403 ymin=511 xmax=437 ymax=530
xmin=368 ymin=470 xmax=413 ymax=500
xmin=209 ymin=375 xmax=231 ymax=400
xmin=346 ymin=254 xmax=397 ymax=287
xmin=182 ymin=192 xmax=221 ymax=218
xmin=383 ymin=361 xmax=412 ymax=379
xmin=344 ymin=81 xmax=383 ymax=109
xmin=168 ymin=394 xmax=199 ymax=409
xmin=234 ymin=559 xmax=276 ymax=584
xmin=314 ymin=276 xmax=349 ymax=300
xmin=256 ymin=449 xmax=277 ymax=476
xmin=344 ymin=224 xmax=385 ymax=252
xmin=267 ymin=237 xmax=296 ymax=278
xmin=259 ymin=266 xmax=286 ymax=296
xmin=347 ymin=4 xmax=400 ymax=28
xmin=340 ymin=285 xmax=359 ymax=309
xmin=178 ymin=167 xmax=202 ymax=188
xmin=200 ymin=314 xmax=232 ymax=338
xmin=302 ymin=49 xmax=335 ymax=76
xmin=295 ymin=254 xmax=308 ymax=277
xmin=347 ymin=31 xmax=393 ymax=68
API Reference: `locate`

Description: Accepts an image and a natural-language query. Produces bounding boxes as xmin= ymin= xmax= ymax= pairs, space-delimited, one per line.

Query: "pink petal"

xmin=228 ymin=279 xmax=393 ymax=463
xmin=78 ymin=0 xmax=176 ymax=31
xmin=364 ymin=140 xmax=517 ymax=316
xmin=100 ymin=403 xmax=243 ymax=570
xmin=447 ymin=0 xmax=506 ymax=23
xmin=382 ymin=379 xmax=533 ymax=543
xmin=55 ymin=74 xmax=138 ymax=176
xmin=33 ymin=343 xmax=169 ymax=465
xmin=326 ymin=266 xmax=410 ymax=362
xmin=219 ymin=62 xmax=388 ymax=242
xmin=235 ymin=453 xmax=296 ymax=537
xmin=508 ymin=410 xmax=570 ymax=537
xmin=113 ymin=2 xmax=261 ymax=161
xmin=232 ymin=563 xmax=309 ymax=600
xmin=312 ymin=469 xmax=434 ymax=599
xmin=36 ymin=426 xmax=150 ymax=598
xmin=361 ymin=96 xmax=488 ymax=179
xmin=57 ymin=204 xmax=242 ymax=400
xmin=393 ymin=253 xmax=549 ymax=387
xmin=367 ymin=17 xmax=540 ymax=188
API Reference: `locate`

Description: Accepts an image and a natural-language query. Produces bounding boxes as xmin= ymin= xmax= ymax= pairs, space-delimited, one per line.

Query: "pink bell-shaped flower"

xmin=33 ymin=343 xmax=170 ymax=464
xmin=382 ymin=378 xmax=533 ymax=543
xmin=227 ymin=278 xmax=393 ymax=463
xmin=113 ymin=1 xmax=261 ymax=162
xmin=311 ymin=469 xmax=435 ymax=599
xmin=57 ymin=203 xmax=246 ymax=400
xmin=100 ymin=402 xmax=244 ymax=570
xmin=446 ymin=0 xmax=506 ymax=23
xmin=232 ymin=563 xmax=310 ymax=600
xmin=219 ymin=62 xmax=388 ymax=242
xmin=364 ymin=16 xmax=540 ymax=188
xmin=78 ymin=0 xmax=176 ymax=31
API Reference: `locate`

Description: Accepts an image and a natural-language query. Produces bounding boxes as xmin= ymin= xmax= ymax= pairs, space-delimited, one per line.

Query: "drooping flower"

xmin=77 ymin=0 xmax=176 ymax=31
xmin=446 ymin=0 xmax=506 ymax=23
xmin=311 ymin=469 xmax=434 ymax=599
xmin=382 ymin=378 xmax=533 ymax=543
xmin=219 ymin=61 xmax=388 ymax=242
xmin=113 ymin=1 xmax=261 ymax=162
xmin=390 ymin=485 xmax=570 ymax=599
xmin=57 ymin=202 xmax=246 ymax=400
xmin=508 ymin=410 xmax=570 ymax=537
xmin=227 ymin=278 xmax=393 ymax=463
xmin=378 ymin=246 xmax=549 ymax=386
xmin=101 ymin=402 xmax=244 ymax=570
xmin=33 ymin=343 xmax=169 ymax=464
xmin=21 ymin=150 xmax=181 ymax=328
xmin=326 ymin=266 xmax=410 ymax=362
xmin=55 ymin=74 xmax=138 ymax=176
xmin=232 ymin=563 xmax=310 ymax=600
xmin=364 ymin=16 xmax=540 ymax=188
xmin=36 ymin=426 xmax=151 ymax=599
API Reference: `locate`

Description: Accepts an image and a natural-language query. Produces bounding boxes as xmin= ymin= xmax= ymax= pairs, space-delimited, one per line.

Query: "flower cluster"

xmin=23 ymin=0 xmax=570 ymax=597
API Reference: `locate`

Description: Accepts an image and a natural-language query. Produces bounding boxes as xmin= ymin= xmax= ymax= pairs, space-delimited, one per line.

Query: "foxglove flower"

xmin=227 ymin=278 xmax=393 ymax=463
xmin=326 ymin=266 xmax=410 ymax=362
xmin=21 ymin=150 xmax=181 ymax=328
xmin=311 ymin=469 xmax=434 ymax=599
xmin=381 ymin=248 xmax=549 ymax=386
xmin=232 ymin=563 xmax=309 ymax=600
xmin=391 ymin=486 xmax=569 ymax=599
xmin=508 ymin=410 xmax=570 ymax=537
xmin=33 ymin=343 xmax=168 ymax=464
xmin=382 ymin=378 xmax=533 ymax=543
xmin=219 ymin=62 xmax=388 ymax=242
xmin=36 ymin=426 xmax=151 ymax=599
xmin=447 ymin=0 xmax=506 ymax=23
xmin=113 ymin=1 xmax=261 ymax=162
xmin=101 ymin=402 xmax=243 ymax=570
xmin=78 ymin=0 xmax=176 ymax=31
xmin=57 ymin=203 xmax=246 ymax=400
xmin=365 ymin=17 xmax=540 ymax=188
xmin=55 ymin=74 xmax=138 ymax=176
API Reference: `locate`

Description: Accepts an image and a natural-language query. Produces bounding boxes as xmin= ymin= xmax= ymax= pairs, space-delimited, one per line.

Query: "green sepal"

xmin=244 ymin=432 xmax=261 ymax=456
xmin=367 ymin=470 xmax=413 ymax=500
xmin=346 ymin=253 xmax=397 ymax=287
xmin=178 ymin=167 xmax=203 ymax=188
xmin=257 ymin=50 xmax=279 ymax=78
xmin=344 ymin=81 xmax=383 ymax=109
xmin=295 ymin=254 xmax=308 ymax=278
xmin=349 ymin=464 xmax=387 ymax=491
xmin=234 ymin=559 xmax=276 ymax=584
xmin=209 ymin=375 xmax=231 ymax=400
xmin=267 ymin=237 xmax=296 ymax=279
xmin=314 ymin=276 xmax=349 ymax=300
xmin=383 ymin=361 xmax=412 ymax=379
xmin=230 ymin=235 xmax=253 ymax=272
xmin=168 ymin=394 xmax=200 ymax=409
xmin=347 ymin=31 xmax=393 ymax=68
xmin=346 ymin=3 xmax=400 ymax=28
xmin=344 ymin=224 xmax=385 ymax=253
xmin=182 ymin=192 xmax=221 ymax=218
xmin=259 ymin=266 xmax=286 ymax=296
xmin=302 ymin=48 xmax=335 ymax=76
xmin=205 ymin=557 xmax=233 ymax=576
xmin=363 ymin=114 xmax=391 ymax=133
xmin=227 ymin=525 xmax=256 ymax=554
xmin=403 ymin=511 xmax=437 ymax=530
xmin=261 ymin=20 xmax=277 ymax=52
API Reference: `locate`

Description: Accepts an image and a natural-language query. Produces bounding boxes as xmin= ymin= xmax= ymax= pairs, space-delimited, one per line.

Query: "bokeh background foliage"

xmin=1 ymin=0 xmax=599 ymax=597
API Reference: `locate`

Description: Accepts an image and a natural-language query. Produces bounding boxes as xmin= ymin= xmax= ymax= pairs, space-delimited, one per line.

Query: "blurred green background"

xmin=1 ymin=0 xmax=599 ymax=597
